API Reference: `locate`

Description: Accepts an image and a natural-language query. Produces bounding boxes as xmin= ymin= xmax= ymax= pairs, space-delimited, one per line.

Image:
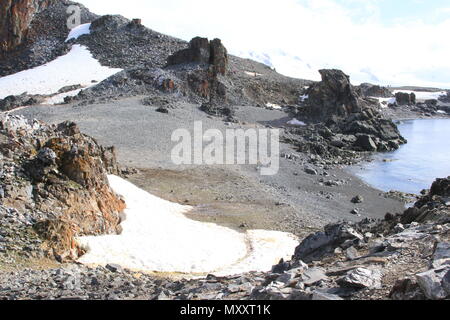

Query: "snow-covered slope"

xmin=0 ymin=44 xmax=121 ymax=102
xmin=235 ymin=50 xmax=321 ymax=81
xmin=77 ymin=175 xmax=298 ymax=276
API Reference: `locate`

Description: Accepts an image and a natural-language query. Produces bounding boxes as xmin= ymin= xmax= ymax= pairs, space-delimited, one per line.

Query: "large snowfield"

xmin=77 ymin=175 xmax=299 ymax=276
xmin=0 ymin=27 xmax=121 ymax=103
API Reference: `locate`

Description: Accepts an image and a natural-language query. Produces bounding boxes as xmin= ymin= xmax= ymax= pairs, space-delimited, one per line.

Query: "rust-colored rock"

xmin=0 ymin=0 xmax=54 ymax=53
xmin=162 ymin=79 xmax=175 ymax=91
xmin=0 ymin=116 xmax=125 ymax=261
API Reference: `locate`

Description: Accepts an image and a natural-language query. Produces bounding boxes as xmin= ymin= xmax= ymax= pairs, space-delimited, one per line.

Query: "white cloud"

xmin=76 ymin=0 xmax=450 ymax=88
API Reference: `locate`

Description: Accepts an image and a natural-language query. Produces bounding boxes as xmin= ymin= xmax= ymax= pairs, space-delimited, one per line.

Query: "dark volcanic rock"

xmin=0 ymin=93 xmax=42 ymax=111
xmin=357 ymin=83 xmax=393 ymax=98
xmin=77 ymin=14 xmax=186 ymax=70
xmin=167 ymin=37 xmax=228 ymax=76
xmin=395 ymin=92 xmax=416 ymax=106
xmin=300 ymin=69 xmax=365 ymax=122
xmin=286 ymin=69 xmax=406 ymax=164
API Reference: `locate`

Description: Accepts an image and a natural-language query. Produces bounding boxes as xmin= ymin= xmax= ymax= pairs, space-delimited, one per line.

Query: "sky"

xmin=76 ymin=0 xmax=450 ymax=88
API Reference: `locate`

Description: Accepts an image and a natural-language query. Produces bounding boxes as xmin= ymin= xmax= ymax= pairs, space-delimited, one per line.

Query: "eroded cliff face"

xmin=0 ymin=0 xmax=55 ymax=53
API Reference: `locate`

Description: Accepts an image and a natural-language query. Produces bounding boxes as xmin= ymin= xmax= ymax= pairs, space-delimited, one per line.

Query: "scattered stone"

xmin=106 ymin=264 xmax=123 ymax=273
xmin=416 ymin=268 xmax=450 ymax=300
xmin=338 ymin=268 xmax=382 ymax=290
xmin=351 ymin=195 xmax=364 ymax=204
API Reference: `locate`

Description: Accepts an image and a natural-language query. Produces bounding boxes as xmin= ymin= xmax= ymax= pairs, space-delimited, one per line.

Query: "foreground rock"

xmin=1 ymin=175 xmax=448 ymax=300
xmin=0 ymin=114 xmax=124 ymax=262
xmin=253 ymin=177 xmax=449 ymax=300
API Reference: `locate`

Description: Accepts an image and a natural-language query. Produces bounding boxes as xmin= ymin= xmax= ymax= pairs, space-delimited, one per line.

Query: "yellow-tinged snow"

xmin=77 ymin=175 xmax=298 ymax=276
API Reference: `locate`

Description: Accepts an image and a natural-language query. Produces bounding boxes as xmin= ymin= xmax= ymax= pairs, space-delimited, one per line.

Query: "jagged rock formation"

xmin=167 ymin=37 xmax=228 ymax=76
xmin=166 ymin=36 xmax=230 ymax=116
xmin=300 ymin=69 xmax=377 ymax=122
xmin=357 ymin=83 xmax=393 ymax=98
xmin=285 ymin=69 xmax=406 ymax=164
xmin=395 ymin=92 xmax=416 ymax=106
xmin=0 ymin=115 xmax=125 ymax=261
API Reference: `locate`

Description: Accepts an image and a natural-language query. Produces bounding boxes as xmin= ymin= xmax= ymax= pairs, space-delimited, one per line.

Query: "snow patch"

xmin=287 ymin=118 xmax=306 ymax=126
xmin=266 ymin=103 xmax=282 ymax=110
xmin=0 ymin=45 xmax=122 ymax=101
xmin=66 ymin=23 xmax=91 ymax=42
xmin=299 ymin=94 xmax=309 ymax=102
xmin=371 ymin=97 xmax=396 ymax=108
xmin=76 ymin=175 xmax=298 ymax=276
xmin=245 ymin=71 xmax=262 ymax=77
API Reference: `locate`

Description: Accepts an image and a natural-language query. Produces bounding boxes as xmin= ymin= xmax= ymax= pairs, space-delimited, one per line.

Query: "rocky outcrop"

xmin=300 ymin=69 xmax=366 ymax=122
xmin=0 ymin=115 xmax=125 ymax=261
xmin=357 ymin=83 xmax=393 ymax=98
xmin=286 ymin=70 xmax=406 ymax=164
xmin=395 ymin=92 xmax=416 ymax=106
xmin=0 ymin=0 xmax=54 ymax=53
xmin=167 ymin=37 xmax=228 ymax=76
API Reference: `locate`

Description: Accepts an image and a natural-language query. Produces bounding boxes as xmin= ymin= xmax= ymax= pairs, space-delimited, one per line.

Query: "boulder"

xmin=358 ymin=83 xmax=393 ymax=98
xmin=294 ymin=222 xmax=364 ymax=263
xmin=389 ymin=277 xmax=426 ymax=300
xmin=416 ymin=267 xmax=450 ymax=300
xmin=301 ymin=69 xmax=363 ymax=121
xmin=355 ymin=134 xmax=377 ymax=152
xmin=432 ymin=242 xmax=450 ymax=269
xmin=338 ymin=268 xmax=383 ymax=289
xmin=395 ymin=92 xmax=416 ymax=105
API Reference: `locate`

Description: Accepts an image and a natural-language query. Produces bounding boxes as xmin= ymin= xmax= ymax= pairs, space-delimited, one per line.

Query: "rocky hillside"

xmin=0 ymin=0 xmax=97 ymax=77
xmin=0 ymin=114 xmax=125 ymax=263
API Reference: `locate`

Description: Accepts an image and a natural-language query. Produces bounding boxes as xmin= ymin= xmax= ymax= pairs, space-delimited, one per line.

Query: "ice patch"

xmin=0 ymin=45 xmax=122 ymax=101
xmin=266 ymin=103 xmax=282 ymax=110
xmin=66 ymin=23 xmax=91 ymax=42
xmin=76 ymin=175 xmax=298 ymax=276
xmin=287 ymin=118 xmax=306 ymax=126
xmin=299 ymin=94 xmax=309 ymax=102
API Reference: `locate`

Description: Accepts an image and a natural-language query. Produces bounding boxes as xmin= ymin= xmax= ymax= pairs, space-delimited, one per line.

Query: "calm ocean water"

xmin=350 ymin=119 xmax=450 ymax=194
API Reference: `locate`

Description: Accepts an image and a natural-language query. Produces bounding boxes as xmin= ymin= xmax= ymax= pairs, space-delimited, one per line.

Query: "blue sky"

xmin=77 ymin=0 xmax=450 ymax=88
